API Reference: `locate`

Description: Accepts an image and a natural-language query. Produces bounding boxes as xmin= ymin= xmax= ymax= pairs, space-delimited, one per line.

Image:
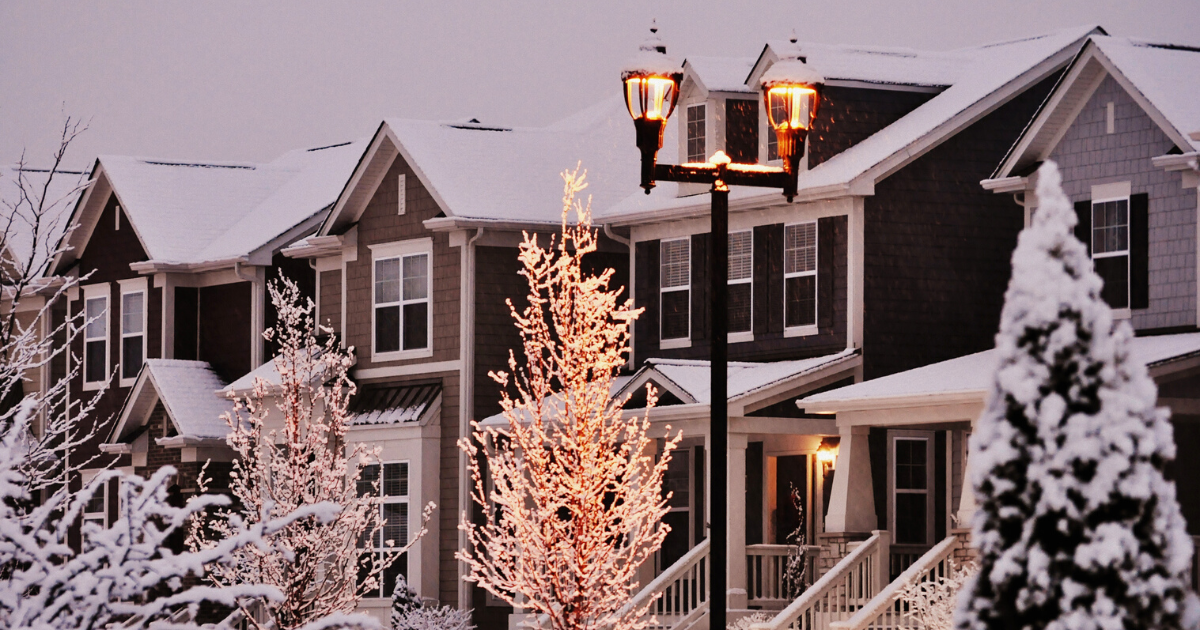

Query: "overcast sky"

xmin=2 ymin=1 xmax=1197 ymax=171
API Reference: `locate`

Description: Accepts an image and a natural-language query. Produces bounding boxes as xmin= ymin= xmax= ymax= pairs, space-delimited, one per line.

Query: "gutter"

xmin=155 ymin=435 xmax=230 ymax=448
xmin=798 ymin=389 xmax=988 ymax=414
xmin=602 ymin=181 xmax=859 ymax=228
xmin=423 ymin=216 xmax=563 ymax=233
xmin=980 ymin=175 xmax=1028 ymax=193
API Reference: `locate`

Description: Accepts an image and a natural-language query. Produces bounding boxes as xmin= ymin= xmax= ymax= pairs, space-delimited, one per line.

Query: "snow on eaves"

xmin=142 ymin=360 xmax=234 ymax=439
xmin=97 ymin=139 xmax=367 ymax=265
xmin=801 ymin=331 xmax=1200 ymax=409
xmin=1091 ymin=36 xmax=1200 ymax=151
xmin=0 ymin=166 xmax=85 ymax=270
xmin=685 ymin=57 xmax=758 ymax=93
xmin=760 ymin=40 xmax=967 ymax=88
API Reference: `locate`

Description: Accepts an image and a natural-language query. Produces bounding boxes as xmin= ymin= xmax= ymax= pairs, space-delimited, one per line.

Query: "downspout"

xmin=234 ymin=261 xmax=264 ymax=368
xmin=458 ymin=227 xmax=484 ymax=609
xmin=603 ymin=223 xmax=635 ymax=370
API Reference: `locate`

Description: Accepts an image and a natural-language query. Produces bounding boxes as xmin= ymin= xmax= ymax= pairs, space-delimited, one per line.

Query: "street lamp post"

xmin=622 ymin=28 xmax=823 ymax=630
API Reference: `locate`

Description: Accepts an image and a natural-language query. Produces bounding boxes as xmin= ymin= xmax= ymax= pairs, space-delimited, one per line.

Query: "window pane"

xmin=402 ymin=303 xmax=428 ymax=350
xmin=383 ymin=552 xmax=408 ymax=599
xmin=661 ymin=289 xmax=689 ymax=340
xmin=663 ymin=450 xmax=690 ymax=508
xmin=687 ymin=105 xmax=706 ymax=163
xmin=384 ymin=462 xmax=408 ymax=497
xmin=1092 ymin=200 xmax=1129 ymax=255
xmin=121 ymin=292 xmax=143 ymax=334
xmin=375 ymin=306 xmax=401 ymax=353
xmin=384 ymin=502 xmax=409 ymax=547
xmin=894 ymin=494 xmax=927 ymax=545
xmin=85 ymin=485 xmax=105 ymax=514
xmin=661 ymin=239 xmax=690 ymax=289
xmin=895 ymin=439 xmax=927 ymax=490
xmin=86 ymin=297 xmax=106 ymax=339
xmin=1095 ymin=255 xmax=1129 ymax=309
xmin=86 ymin=340 xmax=107 ymax=383
xmin=375 ymin=259 xmax=400 ymax=304
xmin=785 ymin=276 xmax=816 ymax=328
xmin=785 ymin=224 xmax=816 ymax=274
xmin=402 ymin=254 xmax=428 ymax=301
xmin=121 ymin=336 xmax=143 ymax=380
xmin=358 ymin=464 xmax=380 ymax=497
xmin=728 ymin=232 xmax=752 ymax=281
xmin=661 ymin=511 xmax=691 ymax=569
xmin=729 ymin=283 xmax=752 ymax=333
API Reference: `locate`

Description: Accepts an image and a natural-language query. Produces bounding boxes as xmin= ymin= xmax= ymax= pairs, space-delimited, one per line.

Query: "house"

xmin=280 ymin=99 xmax=638 ymax=624
xmin=597 ymin=25 xmax=1101 ymax=626
xmin=49 ymin=140 xmax=366 ymax=531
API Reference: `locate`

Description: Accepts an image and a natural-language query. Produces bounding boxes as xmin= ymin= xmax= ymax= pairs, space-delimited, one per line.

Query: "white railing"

xmin=618 ymin=538 xmax=710 ymax=630
xmin=829 ymin=536 xmax=959 ymax=630
xmin=751 ymin=531 xmax=889 ymax=630
xmin=747 ymin=544 xmax=821 ymax=607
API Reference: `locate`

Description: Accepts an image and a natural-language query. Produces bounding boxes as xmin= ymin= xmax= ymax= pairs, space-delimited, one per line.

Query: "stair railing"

xmin=617 ymin=538 xmax=711 ymax=630
xmin=828 ymin=535 xmax=959 ymax=630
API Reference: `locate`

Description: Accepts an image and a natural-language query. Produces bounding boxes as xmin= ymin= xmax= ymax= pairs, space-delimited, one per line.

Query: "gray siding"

xmin=319 ymin=269 xmax=341 ymax=333
xmin=1048 ymin=75 xmax=1197 ymax=330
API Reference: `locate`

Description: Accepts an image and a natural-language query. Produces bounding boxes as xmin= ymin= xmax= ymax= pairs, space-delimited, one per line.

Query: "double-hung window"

xmin=82 ymin=285 xmax=109 ymax=389
xmin=1092 ymin=197 xmax=1130 ymax=309
xmin=728 ymin=231 xmax=753 ymax=337
xmin=372 ymin=239 xmax=432 ymax=358
xmin=82 ymin=473 xmax=107 ymax=533
xmin=119 ymin=279 xmax=147 ymax=386
xmin=784 ymin=222 xmax=817 ymax=332
xmin=358 ymin=462 xmax=409 ymax=598
xmin=686 ymin=104 xmax=706 ymax=163
xmin=890 ymin=434 xmax=934 ymax=547
xmin=660 ymin=238 xmax=691 ymax=344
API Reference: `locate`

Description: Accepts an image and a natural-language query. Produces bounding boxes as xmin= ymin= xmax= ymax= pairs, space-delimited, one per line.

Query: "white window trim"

xmin=81 ymin=283 xmax=111 ymax=391
xmin=729 ymin=230 xmax=754 ymax=343
xmin=686 ymin=103 xmax=707 ymax=164
xmin=118 ymin=277 xmax=148 ymax=388
xmin=1089 ymin=183 xmax=1132 ymax=314
xmin=369 ymin=239 xmax=434 ymax=362
xmin=784 ymin=222 xmax=819 ymax=337
xmin=364 ymin=459 xmax=411 ymax=599
xmin=81 ymin=469 xmax=108 ymax=528
xmin=660 ymin=237 xmax=691 ymax=348
xmin=887 ymin=430 xmax=936 ymax=547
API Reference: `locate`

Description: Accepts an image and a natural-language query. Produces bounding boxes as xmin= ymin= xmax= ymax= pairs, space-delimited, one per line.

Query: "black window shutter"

xmin=1073 ymin=200 xmax=1092 ymax=255
xmin=767 ymin=224 xmax=784 ymax=334
xmin=725 ymin=99 xmax=759 ymax=164
xmin=1130 ymin=192 xmax=1149 ymax=310
xmin=691 ymin=233 xmax=709 ymax=341
xmin=635 ymin=240 xmax=659 ymax=357
xmin=818 ymin=218 xmax=835 ymax=330
xmin=753 ymin=225 xmax=771 ymax=335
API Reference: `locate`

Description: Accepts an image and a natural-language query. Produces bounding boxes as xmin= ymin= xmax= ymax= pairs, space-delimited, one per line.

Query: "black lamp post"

xmin=622 ymin=28 xmax=822 ymax=630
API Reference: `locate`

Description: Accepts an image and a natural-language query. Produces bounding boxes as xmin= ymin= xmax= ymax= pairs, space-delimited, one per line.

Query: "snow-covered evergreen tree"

xmin=390 ymin=576 xmax=472 ymax=630
xmin=956 ymin=161 xmax=1199 ymax=630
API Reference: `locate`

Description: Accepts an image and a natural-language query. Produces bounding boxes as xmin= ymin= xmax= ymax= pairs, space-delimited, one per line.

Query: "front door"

xmin=888 ymin=431 xmax=935 ymax=576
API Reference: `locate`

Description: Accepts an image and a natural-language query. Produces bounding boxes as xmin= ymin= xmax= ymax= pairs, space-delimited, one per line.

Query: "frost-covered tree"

xmin=390 ymin=576 xmax=473 ymax=630
xmin=956 ymin=161 xmax=1199 ymax=630
xmin=458 ymin=167 xmax=681 ymax=630
xmin=189 ymin=279 xmax=432 ymax=630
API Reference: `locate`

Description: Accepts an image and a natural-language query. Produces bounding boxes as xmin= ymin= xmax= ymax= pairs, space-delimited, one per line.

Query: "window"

xmin=660 ymin=238 xmax=690 ymax=342
xmin=1092 ymin=198 xmax=1130 ymax=309
xmin=686 ymin=104 xmax=706 ymax=163
xmin=372 ymin=240 xmax=432 ymax=358
xmin=83 ymin=479 xmax=106 ymax=529
xmin=83 ymin=289 xmax=109 ymax=387
xmin=728 ymin=231 xmax=753 ymax=335
xmin=784 ymin=223 xmax=817 ymax=331
xmin=767 ymin=97 xmax=783 ymax=161
xmin=892 ymin=436 xmax=931 ymax=546
xmin=120 ymin=283 xmax=146 ymax=385
xmin=358 ymin=462 xmax=410 ymax=598
xmin=660 ymin=449 xmax=691 ymax=570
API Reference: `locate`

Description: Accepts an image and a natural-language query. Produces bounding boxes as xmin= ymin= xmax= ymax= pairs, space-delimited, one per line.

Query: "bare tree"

xmin=458 ymin=167 xmax=680 ymax=630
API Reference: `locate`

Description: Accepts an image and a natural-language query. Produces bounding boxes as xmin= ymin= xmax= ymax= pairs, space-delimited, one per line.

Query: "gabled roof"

xmin=745 ymin=40 xmax=966 ymax=90
xmin=601 ymin=26 xmax=1100 ymax=225
xmin=684 ymin=56 xmax=757 ymax=94
xmin=109 ymin=360 xmax=234 ymax=444
xmin=801 ymin=332 xmax=1200 ymax=412
xmin=55 ymin=139 xmax=368 ymax=273
xmin=0 ymin=166 xmax=86 ymax=275
xmin=319 ymin=97 xmax=645 ymax=235
xmin=992 ymin=35 xmax=1200 ymax=180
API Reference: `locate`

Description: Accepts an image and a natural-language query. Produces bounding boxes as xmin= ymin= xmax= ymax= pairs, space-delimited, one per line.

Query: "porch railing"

xmin=747 ymin=544 xmax=821 ymax=607
xmin=829 ymin=535 xmax=959 ymax=630
xmin=750 ymin=531 xmax=889 ymax=630
xmin=618 ymin=538 xmax=710 ymax=630
xmin=888 ymin=544 xmax=931 ymax=580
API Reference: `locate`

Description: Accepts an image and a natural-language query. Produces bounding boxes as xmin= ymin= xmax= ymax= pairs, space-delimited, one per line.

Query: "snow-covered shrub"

xmin=900 ymin=559 xmax=976 ymax=630
xmin=956 ymin=161 xmax=1199 ymax=630
xmin=390 ymin=577 xmax=473 ymax=630
xmin=458 ymin=167 xmax=681 ymax=630
xmin=727 ymin=612 xmax=770 ymax=630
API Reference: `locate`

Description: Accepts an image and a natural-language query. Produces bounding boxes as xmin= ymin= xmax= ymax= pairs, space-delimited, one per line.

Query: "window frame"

xmin=369 ymin=239 xmax=434 ymax=362
xmin=81 ymin=283 xmax=110 ymax=391
xmin=783 ymin=222 xmax=818 ymax=337
xmin=728 ymin=230 xmax=754 ymax=343
xmin=659 ymin=237 xmax=691 ymax=349
xmin=359 ymin=460 xmax=411 ymax=599
xmin=686 ymin=103 xmax=707 ymax=163
xmin=887 ymin=431 xmax=935 ymax=547
xmin=118 ymin=278 xmax=148 ymax=388
xmin=1090 ymin=193 xmax=1131 ymax=314
xmin=81 ymin=472 xmax=107 ymax=530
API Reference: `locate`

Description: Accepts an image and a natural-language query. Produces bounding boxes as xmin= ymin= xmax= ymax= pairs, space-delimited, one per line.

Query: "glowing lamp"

xmin=761 ymin=58 xmax=824 ymax=186
xmin=621 ymin=22 xmax=682 ymax=192
xmin=817 ymin=443 xmax=838 ymax=469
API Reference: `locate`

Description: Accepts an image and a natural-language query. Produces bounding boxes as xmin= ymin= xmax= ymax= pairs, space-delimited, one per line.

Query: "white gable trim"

xmin=52 ymin=164 xmax=153 ymax=275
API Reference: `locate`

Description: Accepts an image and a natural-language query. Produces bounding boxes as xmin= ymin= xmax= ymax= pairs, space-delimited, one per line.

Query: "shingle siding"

xmin=319 ymin=269 xmax=342 ymax=333
xmin=808 ymin=86 xmax=938 ymax=169
xmin=1048 ymin=74 xmax=1197 ymax=330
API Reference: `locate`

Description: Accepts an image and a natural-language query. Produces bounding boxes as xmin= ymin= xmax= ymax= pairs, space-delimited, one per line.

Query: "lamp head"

xmin=621 ymin=21 xmax=682 ymax=192
xmin=761 ymin=55 xmax=824 ymax=195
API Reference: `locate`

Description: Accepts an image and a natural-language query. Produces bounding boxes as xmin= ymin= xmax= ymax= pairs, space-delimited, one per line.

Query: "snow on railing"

xmin=750 ymin=531 xmax=888 ymax=630
xmin=619 ymin=538 xmax=711 ymax=630
xmin=828 ymin=535 xmax=959 ymax=630
xmin=747 ymin=544 xmax=821 ymax=606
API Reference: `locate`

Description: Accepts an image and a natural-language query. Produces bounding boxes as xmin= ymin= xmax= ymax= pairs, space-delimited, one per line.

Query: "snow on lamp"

xmin=761 ymin=54 xmax=824 ymax=195
xmin=622 ymin=22 xmax=682 ymax=193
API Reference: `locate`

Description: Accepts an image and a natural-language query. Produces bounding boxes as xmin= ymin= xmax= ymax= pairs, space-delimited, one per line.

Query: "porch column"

xmin=824 ymin=425 xmax=877 ymax=533
xmin=727 ymin=433 xmax=748 ymax=609
xmin=955 ymin=453 xmax=978 ymax=528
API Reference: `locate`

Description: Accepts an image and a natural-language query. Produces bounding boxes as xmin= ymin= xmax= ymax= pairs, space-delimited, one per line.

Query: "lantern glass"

xmin=625 ymin=76 xmax=677 ymax=122
xmin=766 ymin=86 xmax=819 ymax=131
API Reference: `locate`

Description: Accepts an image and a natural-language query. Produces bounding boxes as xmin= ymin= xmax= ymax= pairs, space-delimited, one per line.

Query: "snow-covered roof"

xmin=111 ymin=360 xmax=234 ymax=443
xmin=477 ymin=375 xmax=634 ymax=428
xmin=685 ymin=57 xmax=757 ymax=93
xmin=348 ymin=383 xmax=441 ymax=426
xmin=220 ymin=347 xmax=337 ymax=396
xmin=59 ymin=139 xmax=367 ymax=271
xmin=1091 ymin=37 xmax=1200 ymax=152
xmin=0 ymin=166 xmax=86 ymax=273
xmin=602 ymin=26 xmax=1099 ymax=224
xmin=801 ymin=331 xmax=1200 ymax=411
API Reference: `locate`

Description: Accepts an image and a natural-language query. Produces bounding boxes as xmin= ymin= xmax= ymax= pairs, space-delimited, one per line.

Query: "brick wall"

xmin=1048 ymin=74 xmax=1197 ymax=330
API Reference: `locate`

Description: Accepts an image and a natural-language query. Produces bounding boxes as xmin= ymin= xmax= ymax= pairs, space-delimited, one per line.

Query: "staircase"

xmin=828 ymin=536 xmax=960 ymax=630
xmin=620 ymin=538 xmax=711 ymax=630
